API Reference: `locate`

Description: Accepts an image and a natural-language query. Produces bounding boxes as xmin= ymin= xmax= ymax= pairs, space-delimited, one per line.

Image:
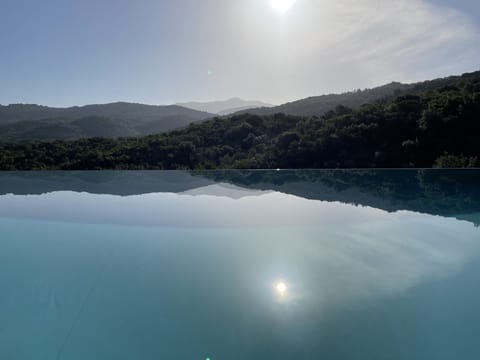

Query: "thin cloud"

xmin=237 ymin=0 xmax=480 ymax=102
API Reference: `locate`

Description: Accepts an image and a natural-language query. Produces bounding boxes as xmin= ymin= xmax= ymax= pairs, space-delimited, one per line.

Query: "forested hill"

xmin=0 ymin=102 xmax=213 ymax=125
xmin=0 ymin=71 xmax=479 ymax=170
xmin=234 ymin=82 xmax=411 ymax=117
xmin=233 ymin=72 xmax=478 ymax=117
xmin=0 ymin=102 xmax=213 ymax=142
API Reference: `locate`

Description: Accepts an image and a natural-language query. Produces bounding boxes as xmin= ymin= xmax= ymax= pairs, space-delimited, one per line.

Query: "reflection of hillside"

xmin=0 ymin=170 xmax=479 ymax=225
xmin=0 ymin=171 xmax=215 ymax=196
xmin=193 ymin=170 xmax=480 ymax=224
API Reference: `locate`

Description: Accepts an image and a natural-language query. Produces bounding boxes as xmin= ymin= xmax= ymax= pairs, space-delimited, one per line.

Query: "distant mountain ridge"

xmin=177 ymin=98 xmax=273 ymax=115
xmin=0 ymin=102 xmax=214 ymax=142
xmin=0 ymin=102 xmax=213 ymax=124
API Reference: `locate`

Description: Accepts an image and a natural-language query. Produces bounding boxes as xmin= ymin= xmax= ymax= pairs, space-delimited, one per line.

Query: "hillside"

xmin=0 ymin=102 xmax=213 ymax=141
xmin=234 ymin=72 xmax=480 ymax=118
xmin=0 ymin=70 xmax=478 ymax=170
xmin=1 ymin=72 xmax=474 ymax=143
xmin=233 ymin=82 xmax=411 ymax=117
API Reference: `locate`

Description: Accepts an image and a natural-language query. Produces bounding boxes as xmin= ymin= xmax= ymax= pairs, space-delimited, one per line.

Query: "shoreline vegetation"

xmin=0 ymin=71 xmax=479 ymax=170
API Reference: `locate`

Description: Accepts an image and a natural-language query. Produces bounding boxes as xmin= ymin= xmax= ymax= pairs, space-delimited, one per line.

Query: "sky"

xmin=0 ymin=0 xmax=479 ymax=107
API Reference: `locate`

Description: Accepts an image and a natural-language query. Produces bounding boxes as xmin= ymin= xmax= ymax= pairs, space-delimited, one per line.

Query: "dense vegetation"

xmin=0 ymin=71 xmax=479 ymax=170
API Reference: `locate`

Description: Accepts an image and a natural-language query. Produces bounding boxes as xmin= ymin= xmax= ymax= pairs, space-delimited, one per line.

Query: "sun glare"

xmin=270 ymin=0 xmax=296 ymax=13
xmin=275 ymin=282 xmax=287 ymax=295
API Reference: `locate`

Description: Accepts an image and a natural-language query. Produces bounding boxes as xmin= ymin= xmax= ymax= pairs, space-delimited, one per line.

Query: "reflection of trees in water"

xmin=193 ymin=170 xmax=480 ymax=223
xmin=0 ymin=171 xmax=214 ymax=196
xmin=0 ymin=170 xmax=478 ymax=225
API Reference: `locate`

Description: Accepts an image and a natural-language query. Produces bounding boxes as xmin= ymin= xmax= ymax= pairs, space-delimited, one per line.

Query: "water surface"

xmin=1 ymin=170 xmax=479 ymax=359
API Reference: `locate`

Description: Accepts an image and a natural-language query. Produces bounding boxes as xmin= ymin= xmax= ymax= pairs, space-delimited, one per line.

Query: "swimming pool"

xmin=1 ymin=170 xmax=479 ymax=359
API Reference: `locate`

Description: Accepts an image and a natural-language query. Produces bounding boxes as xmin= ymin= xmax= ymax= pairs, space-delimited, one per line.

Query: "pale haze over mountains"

xmin=177 ymin=98 xmax=274 ymax=115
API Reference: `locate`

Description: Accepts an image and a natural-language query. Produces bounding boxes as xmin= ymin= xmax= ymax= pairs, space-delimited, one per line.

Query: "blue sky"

xmin=0 ymin=0 xmax=479 ymax=106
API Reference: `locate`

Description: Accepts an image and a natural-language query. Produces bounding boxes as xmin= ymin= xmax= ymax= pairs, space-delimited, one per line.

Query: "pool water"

xmin=0 ymin=170 xmax=479 ymax=359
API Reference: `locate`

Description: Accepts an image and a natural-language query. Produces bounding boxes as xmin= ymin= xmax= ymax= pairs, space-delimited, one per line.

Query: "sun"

xmin=275 ymin=282 xmax=287 ymax=296
xmin=270 ymin=0 xmax=296 ymax=13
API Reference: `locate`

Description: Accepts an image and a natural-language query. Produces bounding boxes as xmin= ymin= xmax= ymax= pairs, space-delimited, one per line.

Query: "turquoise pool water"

xmin=0 ymin=170 xmax=479 ymax=359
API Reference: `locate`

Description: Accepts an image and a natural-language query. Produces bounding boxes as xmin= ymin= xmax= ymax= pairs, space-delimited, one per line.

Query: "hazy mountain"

xmin=0 ymin=102 xmax=214 ymax=142
xmin=0 ymin=102 xmax=213 ymax=124
xmin=177 ymin=98 xmax=273 ymax=115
